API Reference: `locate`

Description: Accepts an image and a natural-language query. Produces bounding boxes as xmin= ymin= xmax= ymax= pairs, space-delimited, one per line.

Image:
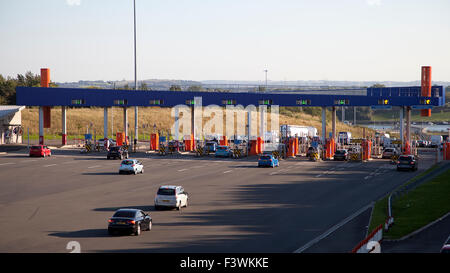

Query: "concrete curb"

xmin=384 ymin=212 xmax=450 ymax=242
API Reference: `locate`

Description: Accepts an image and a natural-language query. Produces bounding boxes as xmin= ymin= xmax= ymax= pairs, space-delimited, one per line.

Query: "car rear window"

xmin=217 ymin=147 xmax=226 ymax=150
xmin=336 ymin=150 xmax=346 ymax=154
xmin=121 ymin=160 xmax=133 ymax=165
xmin=260 ymin=156 xmax=271 ymax=160
xmin=31 ymin=146 xmax=41 ymax=149
xmin=399 ymin=156 xmax=412 ymax=161
xmin=113 ymin=210 xmax=136 ymax=218
xmin=110 ymin=147 xmax=119 ymax=151
xmin=157 ymin=188 xmax=176 ymax=195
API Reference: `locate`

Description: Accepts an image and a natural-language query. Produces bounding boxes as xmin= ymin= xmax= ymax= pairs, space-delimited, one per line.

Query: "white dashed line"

xmin=178 ymin=168 xmax=188 ymax=172
xmin=0 ymin=162 xmax=14 ymax=166
xmin=223 ymin=170 xmax=232 ymax=174
xmin=44 ymin=164 xmax=57 ymax=167
xmin=88 ymin=165 xmax=101 ymax=169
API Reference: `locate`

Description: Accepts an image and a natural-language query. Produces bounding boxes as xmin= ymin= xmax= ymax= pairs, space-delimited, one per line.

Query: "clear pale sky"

xmin=1 ymin=0 xmax=449 ymax=83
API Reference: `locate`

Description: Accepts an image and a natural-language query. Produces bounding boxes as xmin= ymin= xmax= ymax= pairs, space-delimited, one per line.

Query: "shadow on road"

xmin=48 ymin=229 xmax=109 ymax=238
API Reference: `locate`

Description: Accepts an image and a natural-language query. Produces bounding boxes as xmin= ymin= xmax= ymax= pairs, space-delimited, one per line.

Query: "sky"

xmin=0 ymin=0 xmax=449 ymax=83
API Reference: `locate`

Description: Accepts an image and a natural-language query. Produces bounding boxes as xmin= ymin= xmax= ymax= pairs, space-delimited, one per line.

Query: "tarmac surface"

xmin=0 ymin=147 xmax=438 ymax=252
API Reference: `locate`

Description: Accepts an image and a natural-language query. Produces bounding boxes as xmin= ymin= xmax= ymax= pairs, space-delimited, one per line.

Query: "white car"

xmin=118 ymin=159 xmax=144 ymax=175
xmin=154 ymin=185 xmax=188 ymax=210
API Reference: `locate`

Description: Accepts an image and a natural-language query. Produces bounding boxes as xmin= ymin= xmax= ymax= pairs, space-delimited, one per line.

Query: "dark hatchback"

xmin=107 ymin=146 xmax=129 ymax=160
xmin=108 ymin=209 xmax=152 ymax=236
xmin=334 ymin=149 xmax=348 ymax=161
xmin=396 ymin=155 xmax=418 ymax=171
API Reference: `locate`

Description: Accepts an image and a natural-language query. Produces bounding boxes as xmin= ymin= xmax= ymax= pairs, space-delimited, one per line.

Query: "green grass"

xmin=386 ymin=169 xmax=450 ymax=239
xmin=367 ymin=163 xmax=441 ymax=237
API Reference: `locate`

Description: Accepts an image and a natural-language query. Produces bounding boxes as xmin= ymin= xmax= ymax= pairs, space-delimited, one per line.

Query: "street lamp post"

xmin=264 ymin=69 xmax=268 ymax=91
xmin=133 ymin=0 xmax=138 ymax=147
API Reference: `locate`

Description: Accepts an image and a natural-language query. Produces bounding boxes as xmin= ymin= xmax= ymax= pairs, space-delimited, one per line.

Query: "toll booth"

xmin=150 ymin=133 xmax=159 ymax=150
xmin=249 ymin=140 xmax=259 ymax=156
xmin=444 ymin=142 xmax=450 ymax=160
xmin=184 ymin=134 xmax=195 ymax=152
xmin=219 ymin=136 xmax=228 ymax=146
xmin=362 ymin=139 xmax=372 ymax=161
xmin=116 ymin=132 xmax=125 ymax=146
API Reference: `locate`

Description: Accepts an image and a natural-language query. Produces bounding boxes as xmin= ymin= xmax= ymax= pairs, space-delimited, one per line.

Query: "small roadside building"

xmin=0 ymin=105 xmax=25 ymax=144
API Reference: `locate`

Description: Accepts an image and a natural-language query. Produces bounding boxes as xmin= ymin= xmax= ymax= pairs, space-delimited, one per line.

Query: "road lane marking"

xmin=223 ymin=170 xmax=232 ymax=174
xmin=88 ymin=165 xmax=101 ymax=169
xmin=294 ymin=202 xmax=374 ymax=253
xmin=44 ymin=164 xmax=57 ymax=167
xmin=178 ymin=168 xmax=188 ymax=172
xmin=0 ymin=162 xmax=14 ymax=166
xmin=364 ymin=176 xmax=371 ymax=180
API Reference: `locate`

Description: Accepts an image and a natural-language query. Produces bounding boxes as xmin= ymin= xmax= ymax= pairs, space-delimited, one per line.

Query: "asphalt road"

xmin=0 ymin=149 xmax=436 ymax=253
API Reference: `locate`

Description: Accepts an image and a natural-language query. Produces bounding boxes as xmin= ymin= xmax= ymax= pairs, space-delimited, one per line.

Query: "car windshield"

xmin=31 ymin=146 xmax=41 ymax=149
xmin=336 ymin=150 xmax=346 ymax=154
xmin=121 ymin=160 xmax=134 ymax=165
xmin=399 ymin=156 xmax=412 ymax=161
xmin=157 ymin=188 xmax=176 ymax=195
xmin=260 ymin=156 xmax=271 ymax=160
xmin=112 ymin=210 xmax=136 ymax=218
xmin=110 ymin=147 xmax=119 ymax=151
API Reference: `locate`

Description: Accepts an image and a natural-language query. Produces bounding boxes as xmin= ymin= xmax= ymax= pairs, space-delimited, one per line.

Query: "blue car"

xmin=258 ymin=154 xmax=279 ymax=168
xmin=215 ymin=145 xmax=232 ymax=157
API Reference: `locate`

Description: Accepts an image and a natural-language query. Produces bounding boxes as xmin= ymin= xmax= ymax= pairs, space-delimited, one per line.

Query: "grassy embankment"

xmin=368 ymin=166 xmax=450 ymax=240
xmin=21 ymin=107 xmax=374 ymax=141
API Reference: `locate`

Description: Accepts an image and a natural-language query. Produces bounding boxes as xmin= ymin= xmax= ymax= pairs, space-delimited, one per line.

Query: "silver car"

xmin=118 ymin=159 xmax=144 ymax=175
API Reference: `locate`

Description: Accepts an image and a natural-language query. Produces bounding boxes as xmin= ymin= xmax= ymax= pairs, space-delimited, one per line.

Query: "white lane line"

xmin=0 ymin=162 xmax=14 ymax=166
xmin=62 ymin=161 xmax=74 ymax=164
xmin=364 ymin=176 xmax=371 ymax=180
xmin=315 ymin=174 xmax=322 ymax=178
xmin=178 ymin=168 xmax=188 ymax=172
xmin=44 ymin=164 xmax=57 ymax=167
xmin=294 ymin=202 xmax=374 ymax=253
xmin=223 ymin=170 xmax=232 ymax=174
xmin=270 ymin=171 xmax=279 ymax=175
xmin=88 ymin=165 xmax=101 ymax=169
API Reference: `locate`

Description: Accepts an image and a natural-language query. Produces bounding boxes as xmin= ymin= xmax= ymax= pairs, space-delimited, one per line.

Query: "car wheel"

xmin=184 ymin=198 xmax=188 ymax=208
xmin=141 ymin=168 xmax=144 ymax=174
xmin=147 ymin=221 xmax=152 ymax=231
xmin=107 ymin=156 xmax=110 ymax=160
xmin=176 ymin=202 xmax=181 ymax=211
xmin=135 ymin=224 xmax=141 ymax=236
xmin=134 ymin=170 xmax=137 ymax=175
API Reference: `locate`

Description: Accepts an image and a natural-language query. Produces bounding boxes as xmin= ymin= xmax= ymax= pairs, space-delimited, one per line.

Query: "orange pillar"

xmin=294 ymin=138 xmax=299 ymax=156
xmin=287 ymin=138 xmax=295 ymax=157
xmin=420 ymin=66 xmax=432 ymax=117
xmin=249 ymin=140 xmax=258 ymax=156
xmin=150 ymin=133 xmax=159 ymax=150
xmin=116 ymin=132 xmax=124 ymax=146
xmin=220 ymin=136 xmax=228 ymax=146
xmin=257 ymin=137 xmax=263 ymax=154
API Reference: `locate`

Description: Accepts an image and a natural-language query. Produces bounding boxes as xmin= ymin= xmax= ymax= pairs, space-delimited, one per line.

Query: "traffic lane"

xmin=90 ymin=159 xmax=411 ymax=252
xmin=0 ymin=154 xmax=245 ymax=205
xmin=0 ymin=157 xmax=263 ymax=252
xmin=0 ymin=152 xmax=434 ymax=252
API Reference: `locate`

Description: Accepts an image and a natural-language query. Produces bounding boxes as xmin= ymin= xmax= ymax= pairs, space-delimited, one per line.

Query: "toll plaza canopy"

xmin=16 ymin=86 xmax=445 ymax=108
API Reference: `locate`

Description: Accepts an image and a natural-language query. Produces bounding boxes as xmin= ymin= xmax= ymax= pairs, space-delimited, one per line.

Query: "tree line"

xmin=0 ymin=71 xmax=58 ymax=105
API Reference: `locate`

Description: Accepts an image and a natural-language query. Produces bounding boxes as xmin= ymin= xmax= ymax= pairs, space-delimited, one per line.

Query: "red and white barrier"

xmin=351 ymin=224 xmax=383 ymax=253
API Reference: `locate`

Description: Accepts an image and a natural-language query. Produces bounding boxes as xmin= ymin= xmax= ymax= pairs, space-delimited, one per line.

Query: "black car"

xmin=107 ymin=146 xmax=129 ymax=160
xmin=396 ymin=155 xmax=418 ymax=171
xmin=334 ymin=149 xmax=348 ymax=161
xmin=108 ymin=209 xmax=152 ymax=236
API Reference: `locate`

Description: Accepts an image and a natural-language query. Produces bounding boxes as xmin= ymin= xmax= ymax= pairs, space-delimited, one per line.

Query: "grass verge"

xmin=368 ymin=167 xmax=450 ymax=240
